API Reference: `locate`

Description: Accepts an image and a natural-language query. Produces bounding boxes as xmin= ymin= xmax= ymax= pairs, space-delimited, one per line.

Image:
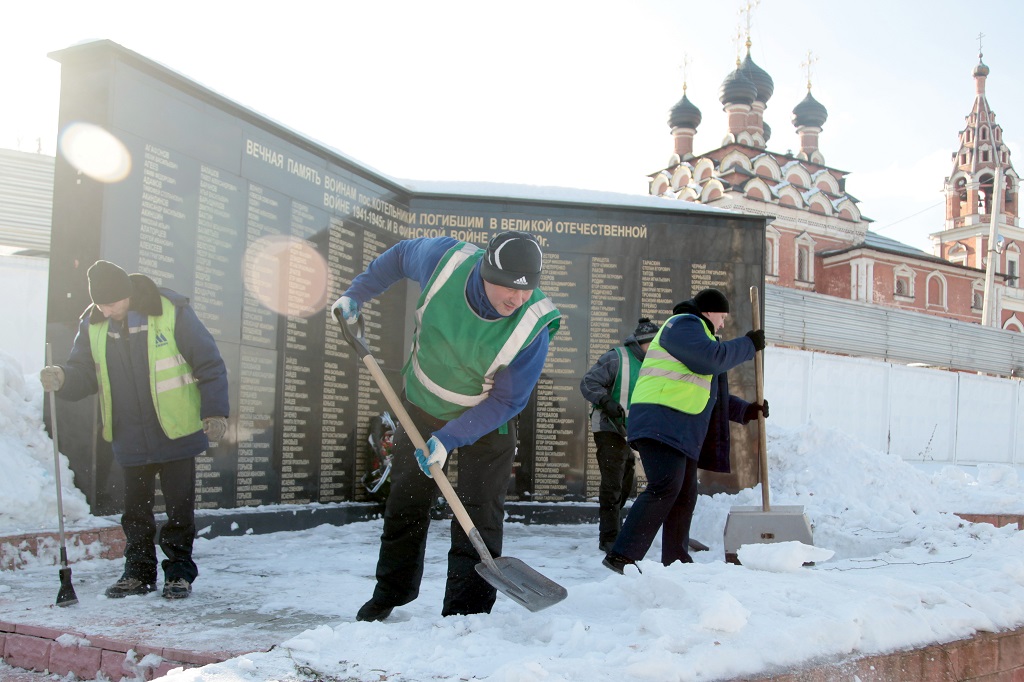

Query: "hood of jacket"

xmin=85 ymin=273 xmax=188 ymax=323
xmin=622 ymin=334 xmax=648 ymax=361
xmin=674 ymin=299 xmax=715 ymax=335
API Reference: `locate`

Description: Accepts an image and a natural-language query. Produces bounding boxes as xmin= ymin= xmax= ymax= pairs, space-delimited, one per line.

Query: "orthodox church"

xmin=648 ymin=41 xmax=1023 ymax=333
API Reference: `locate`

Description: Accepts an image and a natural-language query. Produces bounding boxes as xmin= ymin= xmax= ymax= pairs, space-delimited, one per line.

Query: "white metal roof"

xmin=0 ymin=148 xmax=53 ymax=253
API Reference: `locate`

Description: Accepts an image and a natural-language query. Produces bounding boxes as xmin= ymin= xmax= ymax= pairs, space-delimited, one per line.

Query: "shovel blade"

xmin=56 ymin=566 xmax=78 ymax=607
xmin=475 ymin=556 xmax=567 ymax=612
xmin=723 ymin=505 xmax=813 ymax=565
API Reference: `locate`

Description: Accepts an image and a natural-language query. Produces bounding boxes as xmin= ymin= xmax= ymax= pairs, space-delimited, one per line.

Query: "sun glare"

xmin=58 ymin=122 xmax=132 ymax=183
xmin=242 ymin=235 xmax=331 ymax=318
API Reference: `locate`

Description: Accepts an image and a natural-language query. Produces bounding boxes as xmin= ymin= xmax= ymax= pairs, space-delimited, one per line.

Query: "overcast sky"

xmin=4 ymin=1 xmax=1024 ymax=252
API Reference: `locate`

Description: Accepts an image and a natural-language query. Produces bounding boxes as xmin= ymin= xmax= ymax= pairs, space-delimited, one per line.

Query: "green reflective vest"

xmin=591 ymin=346 xmax=642 ymax=430
xmin=631 ymin=314 xmax=715 ymax=415
xmin=89 ymin=296 xmax=203 ymax=442
xmin=403 ymin=242 xmax=561 ymax=420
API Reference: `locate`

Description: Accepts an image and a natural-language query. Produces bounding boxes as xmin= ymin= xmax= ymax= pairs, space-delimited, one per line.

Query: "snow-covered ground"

xmin=2 ymin=347 xmax=1024 ymax=682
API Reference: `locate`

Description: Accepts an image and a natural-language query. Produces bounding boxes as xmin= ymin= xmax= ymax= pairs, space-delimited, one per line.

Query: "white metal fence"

xmin=765 ymin=284 xmax=1024 ymax=378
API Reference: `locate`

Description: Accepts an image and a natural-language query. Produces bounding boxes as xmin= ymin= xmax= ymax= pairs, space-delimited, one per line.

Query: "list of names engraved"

xmin=320 ymin=217 xmax=358 ymax=501
xmin=193 ymin=164 xmax=242 ymax=339
xmin=641 ymin=259 xmax=675 ymax=321
xmin=136 ymin=144 xmax=185 ymax=285
xmin=235 ymin=348 xmax=277 ymax=506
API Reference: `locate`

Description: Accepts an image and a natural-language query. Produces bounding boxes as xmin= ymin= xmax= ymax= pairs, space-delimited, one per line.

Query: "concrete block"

xmin=3 ymin=633 xmax=50 ymax=672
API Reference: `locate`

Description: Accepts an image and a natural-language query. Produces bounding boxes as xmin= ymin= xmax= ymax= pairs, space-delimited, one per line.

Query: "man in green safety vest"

xmin=602 ymin=288 xmax=768 ymax=574
xmin=41 ymin=260 xmax=229 ymax=600
xmin=333 ymin=231 xmax=560 ymax=621
xmin=580 ymin=317 xmax=659 ymax=553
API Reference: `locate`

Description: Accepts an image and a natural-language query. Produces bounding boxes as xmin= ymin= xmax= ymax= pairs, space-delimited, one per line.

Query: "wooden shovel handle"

xmin=334 ymin=310 xmax=492 ymax=563
xmin=750 ymin=286 xmax=770 ymax=512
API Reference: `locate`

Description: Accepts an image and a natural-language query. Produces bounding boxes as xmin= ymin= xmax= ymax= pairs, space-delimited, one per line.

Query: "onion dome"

xmin=668 ymin=92 xmax=702 ymax=129
xmin=973 ymin=54 xmax=990 ymax=78
xmin=740 ymin=52 xmax=774 ymax=103
xmin=719 ymin=66 xmax=757 ymax=106
xmin=762 ymin=121 xmax=772 ymax=142
xmin=792 ymin=91 xmax=828 ymax=128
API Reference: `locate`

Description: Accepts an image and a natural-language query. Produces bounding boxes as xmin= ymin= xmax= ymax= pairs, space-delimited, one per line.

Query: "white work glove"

xmin=40 ymin=366 xmax=65 ymax=392
xmin=414 ymin=436 xmax=448 ymax=477
xmin=203 ymin=416 xmax=228 ymax=442
xmin=332 ymin=295 xmax=360 ymax=323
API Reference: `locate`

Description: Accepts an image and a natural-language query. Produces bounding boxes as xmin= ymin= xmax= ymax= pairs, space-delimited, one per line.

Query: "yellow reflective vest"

xmin=630 ymin=314 xmax=715 ymax=415
xmin=88 ymin=296 xmax=203 ymax=442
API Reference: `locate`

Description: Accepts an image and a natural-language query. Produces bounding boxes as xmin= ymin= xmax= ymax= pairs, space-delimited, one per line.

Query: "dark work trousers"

xmin=611 ymin=438 xmax=699 ymax=566
xmin=370 ymin=399 xmax=517 ymax=616
xmin=121 ymin=456 xmax=199 ymax=584
xmin=593 ymin=430 xmax=636 ymax=546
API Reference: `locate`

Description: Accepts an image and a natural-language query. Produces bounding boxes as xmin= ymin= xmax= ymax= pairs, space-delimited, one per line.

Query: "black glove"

xmin=744 ymin=400 xmax=769 ymax=422
xmin=745 ymin=329 xmax=766 ymax=351
xmin=597 ymin=395 xmax=625 ymax=420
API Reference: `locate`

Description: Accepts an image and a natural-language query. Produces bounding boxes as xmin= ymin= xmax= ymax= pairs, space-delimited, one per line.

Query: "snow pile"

xmin=0 ymin=349 xmax=93 ymax=533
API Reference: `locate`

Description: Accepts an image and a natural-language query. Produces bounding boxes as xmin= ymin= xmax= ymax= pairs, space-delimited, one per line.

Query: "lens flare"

xmin=243 ymin=235 xmax=330 ymax=317
xmin=58 ymin=122 xmax=132 ymax=183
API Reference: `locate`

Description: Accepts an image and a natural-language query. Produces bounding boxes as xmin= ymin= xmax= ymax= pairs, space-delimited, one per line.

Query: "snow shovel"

xmin=723 ymin=287 xmax=813 ymax=565
xmin=335 ymin=311 xmax=568 ymax=612
xmin=45 ymin=343 xmax=79 ymax=607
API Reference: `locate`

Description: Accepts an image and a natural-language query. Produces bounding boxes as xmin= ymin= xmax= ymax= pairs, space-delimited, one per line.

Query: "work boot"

xmin=602 ymin=553 xmax=641 ymax=575
xmin=105 ymin=576 xmax=156 ymax=598
xmin=162 ymin=578 xmax=192 ymax=600
xmin=356 ymin=598 xmax=393 ymax=622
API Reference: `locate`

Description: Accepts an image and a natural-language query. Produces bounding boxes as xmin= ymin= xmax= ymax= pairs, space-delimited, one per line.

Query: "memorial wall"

xmin=45 ymin=40 xmax=767 ymax=513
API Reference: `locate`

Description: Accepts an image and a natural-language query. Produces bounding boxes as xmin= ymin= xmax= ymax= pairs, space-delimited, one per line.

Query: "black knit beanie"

xmin=480 ymin=231 xmax=543 ymax=290
xmin=87 ymin=260 xmax=132 ymax=305
xmin=692 ymin=288 xmax=730 ymax=314
xmin=632 ymin=318 xmax=659 ymax=344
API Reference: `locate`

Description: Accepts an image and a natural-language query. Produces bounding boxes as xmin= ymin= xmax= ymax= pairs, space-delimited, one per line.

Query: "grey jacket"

xmin=579 ymin=334 xmax=648 ymax=435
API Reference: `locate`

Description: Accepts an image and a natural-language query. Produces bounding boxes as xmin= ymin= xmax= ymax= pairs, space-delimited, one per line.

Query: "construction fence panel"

xmin=762 ymin=346 xmax=811 ymax=430
xmin=887 ymin=364 xmax=957 ymax=464
xmin=766 ymin=346 xmax=1022 ymax=468
xmin=806 ymin=353 xmax=891 ymax=454
xmin=954 ymin=373 xmax=1020 ymax=465
xmin=1017 ymin=387 xmax=1024 ymax=467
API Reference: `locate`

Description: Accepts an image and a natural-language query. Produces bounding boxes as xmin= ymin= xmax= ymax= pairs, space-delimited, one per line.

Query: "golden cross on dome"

xmin=977 ymin=32 xmax=985 ymax=56
xmin=740 ymin=0 xmax=760 ymax=49
xmin=801 ymin=50 xmax=819 ymax=91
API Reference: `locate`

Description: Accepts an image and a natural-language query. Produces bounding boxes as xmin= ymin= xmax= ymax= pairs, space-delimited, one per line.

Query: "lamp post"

xmin=980 ymin=162 xmax=1002 ymax=327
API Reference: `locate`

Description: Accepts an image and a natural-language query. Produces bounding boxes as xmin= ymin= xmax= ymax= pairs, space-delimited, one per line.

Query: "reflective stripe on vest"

xmin=631 ymin=314 xmax=715 ymax=415
xmin=89 ymin=297 xmax=203 ymax=442
xmin=591 ymin=345 xmax=642 ymax=431
xmin=404 ymin=242 xmax=561 ymax=420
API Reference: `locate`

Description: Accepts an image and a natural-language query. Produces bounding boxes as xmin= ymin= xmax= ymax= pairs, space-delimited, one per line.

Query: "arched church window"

xmin=926 ymin=273 xmax=947 ymax=309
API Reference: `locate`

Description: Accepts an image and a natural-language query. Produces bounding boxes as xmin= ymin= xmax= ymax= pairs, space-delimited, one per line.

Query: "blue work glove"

xmin=414 ymin=436 xmax=448 ymax=477
xmin=332 ymin=295 xmax=360 ymax=322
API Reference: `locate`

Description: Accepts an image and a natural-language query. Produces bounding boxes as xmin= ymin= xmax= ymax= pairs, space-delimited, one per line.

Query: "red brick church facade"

xmin=648 ymin=42 xmax=1023 ymax=333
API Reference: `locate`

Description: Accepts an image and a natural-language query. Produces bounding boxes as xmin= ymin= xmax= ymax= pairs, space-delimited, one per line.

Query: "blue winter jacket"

xmin=342 ymin=236 xmax=551 ymax=452
xmin=58 ymin=274 xmax=230 ymax=467
xmin=628 ymin=301 xmax=755 ymax=461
